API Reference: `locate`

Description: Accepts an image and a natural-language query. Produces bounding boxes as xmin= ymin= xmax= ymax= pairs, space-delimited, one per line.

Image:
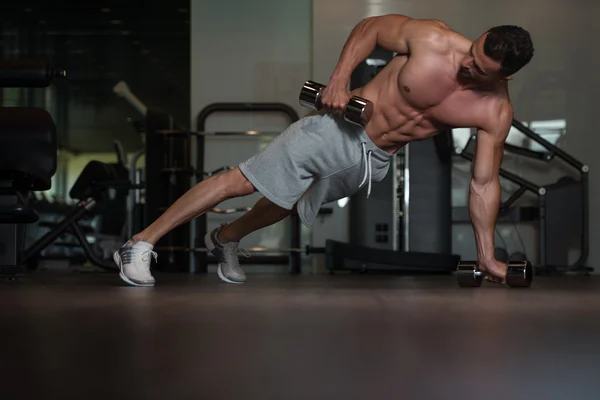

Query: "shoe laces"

xmin=235 ymin=248 xmax=251 ymax=259
xmin=223 ymin=245 xmax=251 ymax=262
xmin=140 ymin=249 xmax=158 ymax=263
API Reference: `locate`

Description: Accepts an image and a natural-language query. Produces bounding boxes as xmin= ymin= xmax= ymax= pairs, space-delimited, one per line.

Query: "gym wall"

xmin=191 ymin=0 xmax=600 ymax=272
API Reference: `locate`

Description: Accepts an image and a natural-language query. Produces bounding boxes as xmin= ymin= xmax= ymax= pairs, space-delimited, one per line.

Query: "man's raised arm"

xmin=322 ymin=15 xmax=446 ymax=111
xmin=329 ymin=15 xmax=445 ymax=87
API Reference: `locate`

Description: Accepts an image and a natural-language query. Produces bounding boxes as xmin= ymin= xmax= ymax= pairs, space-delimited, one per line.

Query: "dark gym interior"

xmin=1 ymin=1 xmax=600 ymax=399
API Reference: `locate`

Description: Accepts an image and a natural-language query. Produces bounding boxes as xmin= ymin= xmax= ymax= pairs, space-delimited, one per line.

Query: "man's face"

xmin=459 ymin=33 xmax=506 ymax=83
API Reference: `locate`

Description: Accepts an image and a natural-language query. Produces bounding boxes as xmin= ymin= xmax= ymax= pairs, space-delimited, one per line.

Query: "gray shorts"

xmin=239 ymin=113 xmax=393 ymax=226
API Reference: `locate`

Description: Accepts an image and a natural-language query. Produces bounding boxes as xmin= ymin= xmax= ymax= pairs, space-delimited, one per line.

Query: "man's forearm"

xmin=329 ymin=18 xmax=380 ymax=85
xmin=329 ymin=14 xmax=413 ymax=86
xmin=468 ymin=179 xmax=501 ymax=263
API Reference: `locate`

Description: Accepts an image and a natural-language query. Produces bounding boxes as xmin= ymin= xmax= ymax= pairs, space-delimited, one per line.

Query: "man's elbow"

xmin=352 ymin=16 xmax=378 ymax=37
xmin=469 ymin=176 xmax=498 ymax=195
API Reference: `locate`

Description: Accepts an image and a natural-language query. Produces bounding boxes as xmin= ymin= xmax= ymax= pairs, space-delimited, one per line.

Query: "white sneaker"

xmin=113 ymin=240 xmax=157 ymax=287
xmin=204 ymin=224 xmax=249 ymax=284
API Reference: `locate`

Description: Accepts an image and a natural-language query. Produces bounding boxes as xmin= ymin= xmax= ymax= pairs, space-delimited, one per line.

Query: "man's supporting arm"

xmin=469 ymin=111 xmax=512 ymax=265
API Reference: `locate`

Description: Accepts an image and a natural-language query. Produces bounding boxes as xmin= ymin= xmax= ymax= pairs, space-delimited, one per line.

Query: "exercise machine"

xmin=0 ymin=60 xmax=62 ymax=275
xmin=22 ymin=160 xmax=136 ymax=270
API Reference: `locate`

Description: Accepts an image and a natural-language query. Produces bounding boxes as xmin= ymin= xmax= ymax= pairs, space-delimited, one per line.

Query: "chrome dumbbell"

xmin=299 ymin=80 xmax=373 ymax=126
xmin=456 ymin=260 xmax=533 ymax=288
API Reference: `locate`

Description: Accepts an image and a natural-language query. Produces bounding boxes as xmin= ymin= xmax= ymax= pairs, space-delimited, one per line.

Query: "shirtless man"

xmin=113 ymin=14 xmax=534 ymax=287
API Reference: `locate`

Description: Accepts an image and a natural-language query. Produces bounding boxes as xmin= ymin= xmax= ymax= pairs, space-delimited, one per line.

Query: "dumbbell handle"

xmin=457 ymin=261 xmax=481 ymax=275
xmin=299 ymin=80 xmax=373 ymax=126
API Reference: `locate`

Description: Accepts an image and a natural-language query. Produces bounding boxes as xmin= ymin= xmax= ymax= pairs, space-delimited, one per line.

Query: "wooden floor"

xmin=2 ymin=271 xmax=600 ymax=400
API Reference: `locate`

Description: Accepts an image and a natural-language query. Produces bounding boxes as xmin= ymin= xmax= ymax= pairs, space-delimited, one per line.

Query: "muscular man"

xmin=113 ymin=14 xmax=534 ymax=287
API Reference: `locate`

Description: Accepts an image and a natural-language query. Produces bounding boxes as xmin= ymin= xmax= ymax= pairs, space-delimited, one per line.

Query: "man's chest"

xmin=397 ymin=58 xmax=489 ymax=129
xmin=427 ymin=92 xmax=490 ymax=129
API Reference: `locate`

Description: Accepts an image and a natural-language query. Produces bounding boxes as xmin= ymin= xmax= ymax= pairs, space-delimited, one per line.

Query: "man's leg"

xmin=134 ymin=168 xmax=255 ymax=245
xmin=219 ymin=197 xmax=295 ymax=243
xmin=114 ymin=168 xmax=255 ymax=287
xmin=204 ymin=196 xmax=295 ymax=284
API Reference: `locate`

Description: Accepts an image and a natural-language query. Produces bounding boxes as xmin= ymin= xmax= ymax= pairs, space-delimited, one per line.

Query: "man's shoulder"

xmin=478 ymin=97 xmax=514 ymax=135
xmin=407 ymin=17 xmax=452 ymax=32
xmin=406 ymin=19 xmax=459 ymax=54
xmin=409 ymin=19 xmax=453 ymax=39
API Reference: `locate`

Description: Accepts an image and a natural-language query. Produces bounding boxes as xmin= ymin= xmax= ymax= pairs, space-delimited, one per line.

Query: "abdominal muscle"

xmin=350 ymin=56 xmax=445 ymax=153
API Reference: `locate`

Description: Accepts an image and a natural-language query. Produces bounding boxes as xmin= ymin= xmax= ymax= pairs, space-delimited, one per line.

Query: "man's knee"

xmin=220 ymin=167 xmax=256 ymax=197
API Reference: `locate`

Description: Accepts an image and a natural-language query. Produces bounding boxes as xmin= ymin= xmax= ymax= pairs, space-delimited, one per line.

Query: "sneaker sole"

xmin=113 ymin=251 xmax=155 ymax=287
xmin=217 ymin=264 xmax=245 ymax=284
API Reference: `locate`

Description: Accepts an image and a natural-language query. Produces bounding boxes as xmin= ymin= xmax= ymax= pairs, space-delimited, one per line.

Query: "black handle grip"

xmin=0 ymin=60 xmax=66 ymax=88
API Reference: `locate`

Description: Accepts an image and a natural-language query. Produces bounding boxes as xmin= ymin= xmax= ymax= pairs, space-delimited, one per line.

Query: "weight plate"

xmin=506 ymin=261 xmax=532 ymax=287
xmin=456 ymin=262 xmax=482 ymax=287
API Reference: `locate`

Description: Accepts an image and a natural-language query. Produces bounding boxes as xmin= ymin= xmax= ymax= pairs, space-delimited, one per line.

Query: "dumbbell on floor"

xmin=299 ymin=80 xmax=373 ymax=126
xmin=456 ymin=260 xmax=533 ymax=288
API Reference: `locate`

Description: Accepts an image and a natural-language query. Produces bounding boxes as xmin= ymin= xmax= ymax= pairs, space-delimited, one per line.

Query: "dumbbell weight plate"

xmin=506 ymin=260 xmax=533 ymax=288
xmin=456 ymin=261 xmax=483 ymax=287
xmin=344 ymin=96 xmax=373 ymax=126
xmin=299 ymin=80 xmax=325 ymax=110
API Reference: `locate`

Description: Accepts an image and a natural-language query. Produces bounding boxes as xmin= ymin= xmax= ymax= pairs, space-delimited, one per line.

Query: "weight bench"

xmin=0 ymin=59 xmax=67 ymax=275
xmin=22 ymin=160 xmax=135 ymax=271
xmin=0 ymin=107 xmax=57 ymax=274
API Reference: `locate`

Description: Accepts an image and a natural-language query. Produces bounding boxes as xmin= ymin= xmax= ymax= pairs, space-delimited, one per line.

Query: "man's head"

xmin=460 ymin=25 xmax=534 ymax=83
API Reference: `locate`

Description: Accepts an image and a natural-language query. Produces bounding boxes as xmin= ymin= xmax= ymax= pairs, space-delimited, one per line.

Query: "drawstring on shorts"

xmin=358 ymin=142 xmax=373 ymax=198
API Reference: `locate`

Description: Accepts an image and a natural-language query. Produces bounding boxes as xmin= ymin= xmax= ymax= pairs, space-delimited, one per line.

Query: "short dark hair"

xmin=484 ymin=25 xmax=534 ymax=76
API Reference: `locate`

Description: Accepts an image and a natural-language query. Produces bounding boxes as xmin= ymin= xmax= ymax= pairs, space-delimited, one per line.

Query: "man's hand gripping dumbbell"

xmin=299 ymin=80 xmax=374 ymax=127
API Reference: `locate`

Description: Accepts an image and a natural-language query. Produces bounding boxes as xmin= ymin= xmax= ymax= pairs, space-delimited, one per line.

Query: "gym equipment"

xmin=299 ymin=81 xmax=373 ymax=126
xmin=0 ymin=107 xmax=57 ymax=190
xmin=455 ymin=262 xmax=483 ymax=287
xmin=454 ymin=119 xmax=590 ymax=274
xmin=22 ymin=161 xmax=138 ymax=270
xmin=0 ymin=59 xmax=65 ymax=87
xmin=326 ymin=239 xmax=459 ymax=274
xmin=113 ymin=80 xmax=148 ymax=116
xmin=456 ymin=260 xmax=533 ymax=288
xmin=399 ymin=131 xmax=454 ymax=255
xmin=0 ymin=107 xmax=57 ymax=274
xmin=0 ymin=60 xmax=62 ymax=275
